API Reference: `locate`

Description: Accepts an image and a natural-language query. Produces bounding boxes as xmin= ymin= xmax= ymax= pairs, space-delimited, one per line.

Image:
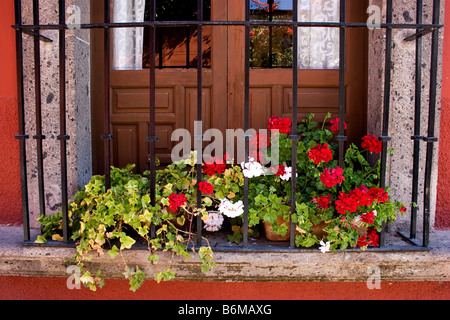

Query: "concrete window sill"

xmin=0 ymin=226 xmax=449 ymax=282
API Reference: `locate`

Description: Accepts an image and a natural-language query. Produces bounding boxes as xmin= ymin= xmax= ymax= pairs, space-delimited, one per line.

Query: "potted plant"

xmin=239 ymin=113 xmax=408 ymax=251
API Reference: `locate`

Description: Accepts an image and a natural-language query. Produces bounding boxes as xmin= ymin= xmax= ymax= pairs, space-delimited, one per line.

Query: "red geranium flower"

xmin=357 ymin=236 xmax=369 ymax=248
xmin=330 ymin=118 xmax=348 ymax=133
xmin=335 ymin=191 xmax=358 ymax=215
xmin=308 ymin=143 xmax=333 ymax=165
xmin=275 ymin=165 xmax=287 ymax=177
xmin=268 ymin=116 xmax=292 ymax=135
xmin=203 ymin=156 xmax=228 ymax=176
xmin=311 ymin=195 xmax=332 ymax=210
xmin=361 ymin=211 xmax=376 ymax=225
xmin=367 ymin=187 xmax=389 ymax=204
xmin=367 ymin=228 xmax=380 ymax=247
xmin=362 ymin=135 xmax=382 ymax=154
xmin=320 ymin=167 xmax=345 ymax=188
xmin=198 ymin=181 xmax=214 ymax=194
xmin=169 ymin=193 xmax=187 ymax=212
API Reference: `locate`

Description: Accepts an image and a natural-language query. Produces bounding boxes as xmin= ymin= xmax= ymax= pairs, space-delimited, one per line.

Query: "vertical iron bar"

xmin=148 ymin=0 xmax=157 ymax=239
xmin=379 ymin=0 xmax=393 ymax=247
xmin=289 ymin=0 xmax=299 ymax=249
xmin=410 ymin=0 xmax=423 ymax=240
xmin=186 ymin=27 xmax=191 ymax=69
xmin=337 ymin=0 xmax=347 ymax=169
xmin=268 ymin=0 xmax=273 ymax=68
xmin=14 ymin=0 xmax=30 ymax=242
xmin=196 ymin=0 xmax=204 ymax=247
xmin=58 ymin=0 xmax=70 ymax=242
xmin=158 ymin=28 xmax=163 ymax=68
xmin=103 ymin=0 xmax=112 ymax=190
xmin=243 ymin=0 xmax=251 ymax=248
xmin=423 ymin=0 xmax=441 ymax=247
xmin=33 ymin=0 xmax=46 ymax=219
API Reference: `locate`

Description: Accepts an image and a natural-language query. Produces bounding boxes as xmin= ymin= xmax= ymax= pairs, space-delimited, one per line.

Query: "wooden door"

xmin=91 ymin=0 xmax=367 ymax=174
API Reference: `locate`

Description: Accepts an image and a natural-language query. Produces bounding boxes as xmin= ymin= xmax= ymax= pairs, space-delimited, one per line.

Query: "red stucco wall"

xmin=435 ymin=0 xmax=450 ymax=229
xmin=0 ymin=276 xmax=449 ymax=300
xmin=0 ymin=0 xmax=22 ymax=226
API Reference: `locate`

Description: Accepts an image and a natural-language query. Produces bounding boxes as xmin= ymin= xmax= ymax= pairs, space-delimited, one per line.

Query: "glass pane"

xmin=249 ymin=0 xmax=340 ymax=69
xmin=298 ymin=0 xmax=340 ymax=69
xmin=250 ymin=0 xmax=294 ymax=68
xmin=143 ymin=0 xmax=212 ymax=69
xmin=113 ymin=0 xmax=146 ymax=70
xmin=113 ymin=0 xmax=211 ymax=70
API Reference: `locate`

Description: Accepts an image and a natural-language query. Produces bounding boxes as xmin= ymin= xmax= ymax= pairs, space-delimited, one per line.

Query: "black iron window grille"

xmin=13 ymin=0 xmax=443 ymax=251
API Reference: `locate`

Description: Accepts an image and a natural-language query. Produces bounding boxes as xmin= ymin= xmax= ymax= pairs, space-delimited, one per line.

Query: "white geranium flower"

xmin=204 ymin=212 xmax=224 ymax=232
xmin=241 ymin=158 xmax=264 ymax=178
xmin=279 ymin=166 xmax=297 ymax=181
xmin=319 ymin=240 xmax=331 ymax=254
xmin=219 ymin=199 xmax=244 ymax=218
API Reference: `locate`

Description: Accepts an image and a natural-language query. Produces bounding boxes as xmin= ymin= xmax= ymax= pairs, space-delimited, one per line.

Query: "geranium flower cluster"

xmin=330 ymin=118 xmax=348 ymax=133
xmin=357 ymin=228 xmax=380 ymax=248
xmin=311 ymin=195 xmax=332 ymax=210
xmin=169 ymin=193 xmax=187 ymax=212
xmin=362 ymin=135 xmax=382 ymax=154
xmin=218 ymin=198 xmax=245 ymax=218
xmin=204 ymin=156 xmax=227 ymax=176
xmin=320 ymin=167 xmax=345 ymax=188
xmin=268 ymin=116 xmax=292 ymax=134
xmin=335 ymin=185 xmax=389 ymax=215
xmin=241 ymin=157 xmax=265 ymax=178
xmin=308 ymin=143 xmax=333 ymax=165
xmin=204 ymin=212 xmax=224 ymax=232
xmin=198 ymin=181 xmax=214 ymax=195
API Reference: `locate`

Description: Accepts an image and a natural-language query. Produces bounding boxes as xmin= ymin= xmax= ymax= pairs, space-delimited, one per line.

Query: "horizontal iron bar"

xmin=101 ymin=134 xmax=114 ymax=141
xmin=379 ymin=136 xmax=392 ymax=142
xmin=12 ymin=21 xmax=444 ymax=31
xmin=404 ymin=28 xmax=435 ymax=42
xmin=423 ymin=136 xmax=439 ymax=143
xmin=57 ymin=134 xmax=70 ymax=141
xmin=23 ymin=239 xmax=432 ymax=253
xmin=15 ymin=135 xmax=29 ymax=140
xmin=146 ymin=136 xmax=160 ymax=142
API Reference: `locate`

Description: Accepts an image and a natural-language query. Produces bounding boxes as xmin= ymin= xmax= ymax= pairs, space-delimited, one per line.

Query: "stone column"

xmin=367 ymin=0 xmax=444 ymax=233
xmin=22 ymin=0 xmax=91 ymax=228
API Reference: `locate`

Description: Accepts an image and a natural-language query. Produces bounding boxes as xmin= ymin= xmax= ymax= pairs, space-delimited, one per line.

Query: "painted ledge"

xmin=0 ymin=226 xmax=449 ymax=282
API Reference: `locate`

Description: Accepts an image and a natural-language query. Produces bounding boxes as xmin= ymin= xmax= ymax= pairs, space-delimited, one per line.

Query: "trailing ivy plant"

xmin=38 ymin=164 xmax=216 ymax=292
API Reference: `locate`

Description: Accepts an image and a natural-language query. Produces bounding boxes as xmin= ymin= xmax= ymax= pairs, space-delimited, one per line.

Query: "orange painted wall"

xmin=0 ymin=0 xmax=22 ymax=226
xmin=0 ymin=276 xmax=449 ymax=300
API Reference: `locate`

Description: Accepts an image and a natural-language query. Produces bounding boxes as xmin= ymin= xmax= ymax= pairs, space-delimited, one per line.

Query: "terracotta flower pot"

xmin=264 ymin=218 xmax=331 ymax=242
xmin=263 ymin=217 xmax=291 ymax=242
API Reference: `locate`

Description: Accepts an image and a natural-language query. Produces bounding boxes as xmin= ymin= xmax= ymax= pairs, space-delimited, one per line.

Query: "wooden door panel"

xmin=112 ymin=87 xmax=175 ymax=113
xmin=249 ymin=88 xmax=272 ymax=130
xmin=113 ymin=125 xmax=138 ymax=170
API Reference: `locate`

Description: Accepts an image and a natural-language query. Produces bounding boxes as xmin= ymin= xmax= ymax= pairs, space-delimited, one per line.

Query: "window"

xmin=250 ymin=0 xmax=339 ymax=69
xmin=113 ymin=0 xmax=212 ymax=70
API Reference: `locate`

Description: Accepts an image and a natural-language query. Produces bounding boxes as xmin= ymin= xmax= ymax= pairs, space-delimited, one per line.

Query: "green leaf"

xmin=227 ymin=230 xmax=243 ymax=244
xmin=120 ymin=235 xmax=136 ymax=250
xmin=108 ymin=245 xmax=119 ymax=259
xmin=34 ymin=236 xmax=47 ymax=244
